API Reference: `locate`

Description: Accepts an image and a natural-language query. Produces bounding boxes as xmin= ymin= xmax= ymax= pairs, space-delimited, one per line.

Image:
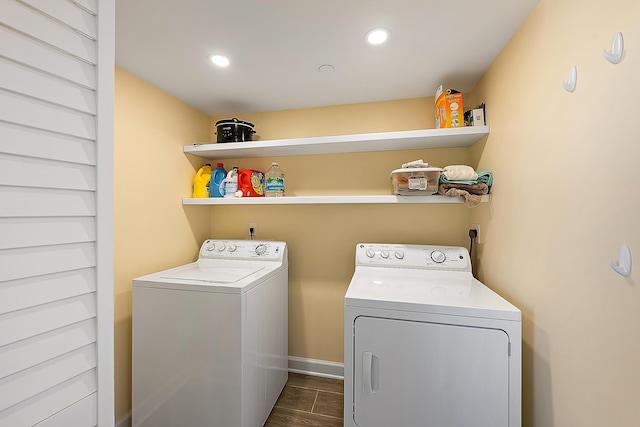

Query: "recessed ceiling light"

xmin=209 ymin=54 xmax=230 ymax=67
xmin=366 ymin=28 xmax=389 ymax=45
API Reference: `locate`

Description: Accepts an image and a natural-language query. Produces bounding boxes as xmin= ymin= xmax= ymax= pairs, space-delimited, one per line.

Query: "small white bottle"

xmin=265 ymin=162 xmax=285 ymax=197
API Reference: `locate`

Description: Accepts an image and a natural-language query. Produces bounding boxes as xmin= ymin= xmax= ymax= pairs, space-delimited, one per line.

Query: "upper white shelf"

xmin=183 ymin=194 xmax=490 ymax=205
xmin=184 ymin=126 xmax=490 ymax=159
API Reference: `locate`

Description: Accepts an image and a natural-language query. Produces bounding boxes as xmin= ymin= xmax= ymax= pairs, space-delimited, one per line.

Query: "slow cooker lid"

xmin=216 ymin=117 xmax=254 ymax=128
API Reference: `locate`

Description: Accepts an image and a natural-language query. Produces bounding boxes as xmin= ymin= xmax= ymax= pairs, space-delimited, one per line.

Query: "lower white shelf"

xmin=183 ymin=194 xmax=490 ymax=205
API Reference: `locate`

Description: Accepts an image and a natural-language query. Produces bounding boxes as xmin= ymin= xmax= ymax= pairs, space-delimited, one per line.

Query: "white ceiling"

xmin=115 ymin=0 xmax=539 ymax=117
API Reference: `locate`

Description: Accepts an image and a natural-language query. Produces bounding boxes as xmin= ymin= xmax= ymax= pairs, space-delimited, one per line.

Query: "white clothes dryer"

xmin=344 ymin=243 xmax=521 ymax=427
xmin=132 ymin=240 xmax=288 ymax=427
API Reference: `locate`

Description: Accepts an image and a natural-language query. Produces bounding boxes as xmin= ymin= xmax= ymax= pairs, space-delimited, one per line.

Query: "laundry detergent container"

xmin=390 ymin=167 xmax=442 ymax=195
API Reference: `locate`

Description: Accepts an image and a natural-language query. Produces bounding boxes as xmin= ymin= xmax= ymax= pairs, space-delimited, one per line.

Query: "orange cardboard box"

xmin=435 ymin=85 xmax=464 ymax=128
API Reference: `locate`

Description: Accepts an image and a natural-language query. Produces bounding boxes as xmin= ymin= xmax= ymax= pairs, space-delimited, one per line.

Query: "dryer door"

xmin=353 ymin=316 xmax=509 ymax=427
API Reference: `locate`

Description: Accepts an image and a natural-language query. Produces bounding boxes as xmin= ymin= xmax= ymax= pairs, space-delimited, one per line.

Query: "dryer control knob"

xmin=366 ymin=249 xmax=376 ymax=258
xmin=206 ymin=243 xmax=215 ymax=251
xmin=431 ymin=250 xmax=446 ymax=263
xmin=228 ymin=244 xmax=237 ymax=252
xmin=395 ymin=250 xmax=405 ymax=259
xmin=380 ymin=250 xmax=390 ymax=259
xmin=217 ymin=244 xmax=226 ymax=252
xmin=255 ymin=244 xmax=267 ymax=255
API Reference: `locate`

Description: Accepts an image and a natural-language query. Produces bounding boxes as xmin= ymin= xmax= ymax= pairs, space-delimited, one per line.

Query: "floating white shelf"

xmin=183 ymin=194 xmax=490 ymax=205
xmin=184 ymin=126 xmax=491 ymax=206
xmin=185 ymin=126 xmax=489 ymax=160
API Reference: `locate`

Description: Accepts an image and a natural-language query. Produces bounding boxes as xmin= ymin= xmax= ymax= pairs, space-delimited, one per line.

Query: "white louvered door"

xmin=0 ymin=0 xmax=114 ymax=426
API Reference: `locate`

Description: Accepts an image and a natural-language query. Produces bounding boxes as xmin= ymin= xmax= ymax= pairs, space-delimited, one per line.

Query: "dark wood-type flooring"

xmin=264 ymin=373 xmax=344 ymax=427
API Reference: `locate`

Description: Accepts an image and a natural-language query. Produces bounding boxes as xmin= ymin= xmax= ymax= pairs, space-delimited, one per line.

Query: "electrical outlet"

xmin=470 ymin=223 xmax=480 ymax=243
xmin=249 ymin=222 xmax=257 ymax=238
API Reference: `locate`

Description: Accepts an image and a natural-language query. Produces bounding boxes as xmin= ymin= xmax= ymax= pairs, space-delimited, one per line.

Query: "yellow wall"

xmin=213 ymin=97 xmax=436 ymax=141
xmin=209 ymin=100 xmax=477 ymax=362
xmin=114 ymin=67 xmax=211 ymax=418
xmin=468 ymin=0 xmax=640 ymax=425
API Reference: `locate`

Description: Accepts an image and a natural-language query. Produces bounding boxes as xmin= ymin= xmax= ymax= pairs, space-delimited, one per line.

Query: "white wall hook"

xmin=610 ymin=245 xmax=632 ymax=277
xmin=561 ymin=66 xmax=577 ymax=92
xmin=603 ymin=32 xmax=624 ymax=64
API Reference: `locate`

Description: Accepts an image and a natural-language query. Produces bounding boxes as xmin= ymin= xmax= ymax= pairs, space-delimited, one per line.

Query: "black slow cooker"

xmin=215 ymin=118 xmax=255 ymax=143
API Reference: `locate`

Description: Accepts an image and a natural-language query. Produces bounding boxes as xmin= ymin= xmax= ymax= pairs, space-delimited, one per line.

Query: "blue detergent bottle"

xmin=209 ymin=163 xmax=227 ymax=197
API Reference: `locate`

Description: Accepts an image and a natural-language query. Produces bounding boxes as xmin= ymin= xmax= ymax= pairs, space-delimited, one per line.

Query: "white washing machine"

xmin=344 ymin=243 xmax=521 ymax=427
xmin=132 ymin=239 xmax=288 ymax=427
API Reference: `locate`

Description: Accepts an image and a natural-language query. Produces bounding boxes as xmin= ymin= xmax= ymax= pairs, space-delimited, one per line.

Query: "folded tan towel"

xmin=442 ymin=165 xmax=478 ymax=181
xmin=438 ymin=182 xmax=489 ymax=208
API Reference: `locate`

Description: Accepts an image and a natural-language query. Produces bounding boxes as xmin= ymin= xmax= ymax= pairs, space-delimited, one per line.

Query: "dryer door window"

xmin=353 ymin=316 xmax=509 ymax=427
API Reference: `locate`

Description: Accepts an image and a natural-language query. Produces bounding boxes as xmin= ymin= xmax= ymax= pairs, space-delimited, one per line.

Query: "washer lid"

xmin=160 ymin=264 xmax=264 ymax=283
xmin=345 ymin=267 xmax=520 ymax=321
xmin=132 ymin=261 xmax=283 ymax=294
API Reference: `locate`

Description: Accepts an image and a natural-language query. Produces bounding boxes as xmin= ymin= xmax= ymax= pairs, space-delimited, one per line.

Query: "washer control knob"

xmin=366 ymin=249 xmax=376 ymax=258
xmin=228 ymin=244 xmax=237 ymax=252
xmin=380 ymin=250 xmax=390 ymax=259
xmin=255 ymin=244 xmax=267 ymax=256
xmin=431 ymin=250 xmax=446 ymax=263
xmin=395 ymin=250 xmax=405 ymax=260
xmin=206 ymin=243 xmax=215 ymax=251
xmin=217 ymin=244 xmax=226 ymax=252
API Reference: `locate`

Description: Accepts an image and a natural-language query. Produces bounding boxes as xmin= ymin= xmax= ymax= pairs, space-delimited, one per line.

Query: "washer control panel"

xmin=356 ymin=243 xmax=470 ymax=271
xmin=199 ymin=240 xmax=286 ymax=261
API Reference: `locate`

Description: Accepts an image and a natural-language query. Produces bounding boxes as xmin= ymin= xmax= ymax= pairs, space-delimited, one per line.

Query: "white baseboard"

xmin=116 ymin=411 xmax=131 ymax=427
xmin=288 ymin=356 xmax=344 ymax=380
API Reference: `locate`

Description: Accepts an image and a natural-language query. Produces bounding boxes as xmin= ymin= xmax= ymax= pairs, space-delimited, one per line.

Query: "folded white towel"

xmin=442 ymin=165 xmax=478 ymax=181
xmin=402 ymin=159 xmax=429 ymax=168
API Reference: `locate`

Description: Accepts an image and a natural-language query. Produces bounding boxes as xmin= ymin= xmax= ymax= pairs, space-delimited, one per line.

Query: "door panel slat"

xmin=19 ymin=0 xmax=97 ymax=40
xmin=2 ymin=0 xmax=96 ymax=64
xmin=34 ymin=393 xmax=97 ymax=427
xmin=0 ymin=58 xmax=96 ymax=114
xmin=0 ymin=187 xmax=95 ymax=218
xmin=0 ymin=319 xmax=96 ymax=380
xmin=0 ymin=122 xmax=95 ymax=165
xmin=0 ymin=91 xmax=96 ymax=140
xmin=0 ymin=268 xmax=96 ymax=314
xmin=0 ymin=217 xmax=96 ymax=250
xmin=0 ymin=243 xmax=96 ymax=285
xmin=0 ymin=345 xmax=96 ymax=412
xmin=0 ymin=154 xmax=96 ymax=191
xmin=0 ymin=293 xmax=96 ymax=347
xmin=0 ymin=371 xmax=96 ymax=427
xmin=0 ymin=26 xmax=95 ymax=89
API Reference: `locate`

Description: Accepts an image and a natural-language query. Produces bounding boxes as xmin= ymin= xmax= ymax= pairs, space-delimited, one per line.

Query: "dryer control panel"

xmin=199 ymin=239 xmax=287 ymax=261
xmin=355 ymin=243 xmax=470 ymax=271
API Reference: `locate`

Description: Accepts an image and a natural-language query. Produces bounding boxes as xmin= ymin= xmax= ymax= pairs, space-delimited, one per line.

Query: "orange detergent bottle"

xmin=238 ymin=169 xmax=265 ymax=197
